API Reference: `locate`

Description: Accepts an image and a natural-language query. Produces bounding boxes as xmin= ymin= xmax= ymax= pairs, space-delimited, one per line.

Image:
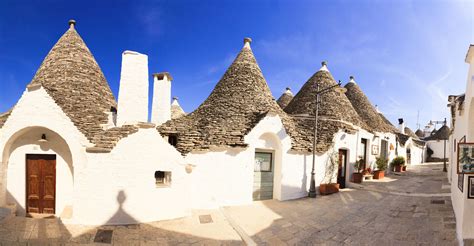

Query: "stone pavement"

xmin=222 ymin=163 xmax=457 ymax=245
xmin=0 ymin=163 xmax=457 ymax=245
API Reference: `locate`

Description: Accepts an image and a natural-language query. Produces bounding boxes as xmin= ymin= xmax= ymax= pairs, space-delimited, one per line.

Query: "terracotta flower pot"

xmin=373 ymin=170 xmax=385 ymax=179
xmin=402 ymin=166 xmax=407 ymax=171
xmin=352 ymin=173 xmax=363 ymax=183
xmin=319 ymin=183 xmax=340 ymax=195
xmin=395 ymin=165 xmax=403 ymax=172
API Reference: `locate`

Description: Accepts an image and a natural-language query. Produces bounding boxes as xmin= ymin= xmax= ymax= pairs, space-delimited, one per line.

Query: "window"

xmin=168 ymin=135 xmax=178 ymax=146
xmin=155 ymin=171 xmax=172 ymax=187
xmin=254 ymin=152 xmax=273 ymax=172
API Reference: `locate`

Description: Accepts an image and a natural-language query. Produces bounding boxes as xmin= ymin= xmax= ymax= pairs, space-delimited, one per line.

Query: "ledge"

xmin=86 ymin=147 xmax=111 ymax=153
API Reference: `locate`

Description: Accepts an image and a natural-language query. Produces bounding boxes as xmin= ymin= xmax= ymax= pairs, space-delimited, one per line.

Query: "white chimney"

xmin=151 ymin=72 xmax=172 ymax=125
xmin=398 ymin=118 xmax=405 ymax=134
xmin=117 ymin=51 xmax=149 ymax=126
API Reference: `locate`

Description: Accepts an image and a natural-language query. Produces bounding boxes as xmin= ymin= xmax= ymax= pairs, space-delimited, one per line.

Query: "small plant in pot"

xmin=352 ymin=158 xmax=364 ymax=183
xmin=374 ymin=157 xmax=388 ymax=179
xmin=319 ymin=151 xmax=340 ymax=195
xmin=391 ymin=156 xmax=405 ymax=172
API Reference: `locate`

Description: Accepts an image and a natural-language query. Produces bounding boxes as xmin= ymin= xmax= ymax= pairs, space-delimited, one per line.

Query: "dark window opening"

xmin=155 ymin=171 xmax=171 ymax=187
xmin=168 ymin=135 xmax=178 ymax=146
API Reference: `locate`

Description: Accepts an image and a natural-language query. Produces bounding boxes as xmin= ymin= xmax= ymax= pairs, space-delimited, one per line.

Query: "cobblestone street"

xmin=0 ymin=163 xmax=457 ymax=245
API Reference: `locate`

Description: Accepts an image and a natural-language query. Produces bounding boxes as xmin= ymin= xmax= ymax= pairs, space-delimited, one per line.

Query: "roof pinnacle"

xmin=243 ymin=37 xmax=252 ymax=48
xmin=319 ymin=61 xmax=329 ymax=72
xmin=68 ymin=19 xmax=76 ymax=29
xmin=349 ymin=75 xmax=356 ymax=84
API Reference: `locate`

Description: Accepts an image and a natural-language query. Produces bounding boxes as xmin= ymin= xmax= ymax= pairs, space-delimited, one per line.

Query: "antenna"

xmin=416 ymin=110 xmax=420 ymax=129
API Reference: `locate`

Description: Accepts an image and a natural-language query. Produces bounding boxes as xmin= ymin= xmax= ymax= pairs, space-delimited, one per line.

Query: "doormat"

xmin=431 ymin=199 xmax=445 ymax=204
xmin=199 ymin=215 xmax=213 ymax=224
xmin=94 ymin=229 xmax=113 ymax=244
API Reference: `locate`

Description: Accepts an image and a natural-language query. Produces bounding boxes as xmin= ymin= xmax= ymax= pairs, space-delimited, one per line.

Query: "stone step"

xmin=0 ymin=203 xmax=17 ymax=222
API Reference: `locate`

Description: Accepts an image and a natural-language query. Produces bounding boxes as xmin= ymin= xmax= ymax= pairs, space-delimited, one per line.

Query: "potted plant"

xmin=374 ymin=157 xmax=388 ymax=179
xmin=320 ymin=151 xmax=340 ymax=195
xmin=391 ymin=156 xmax=405 ymax=172
xmin=319 ymin=183 xmax=340 ymax=195
xmin=352 ymin=158 xmax=364 ymax=183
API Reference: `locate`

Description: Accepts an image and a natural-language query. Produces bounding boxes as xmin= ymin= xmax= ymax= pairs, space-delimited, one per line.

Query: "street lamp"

xmin=308 ymin=66 xmax=347 ymax=198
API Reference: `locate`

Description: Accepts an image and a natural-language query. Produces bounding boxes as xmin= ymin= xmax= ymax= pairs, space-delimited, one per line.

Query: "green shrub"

xmin=354 ymin=158 xmax=364 ymax=173
xmin=376 ymin=157 xmax=388 ymax=171
xmin=390 ymin=156 xmax=406 ymax=167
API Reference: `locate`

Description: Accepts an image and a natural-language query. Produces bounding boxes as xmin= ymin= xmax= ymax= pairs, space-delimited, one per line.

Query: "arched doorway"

xmin=1 ymin=127 xmax=74 ymax=217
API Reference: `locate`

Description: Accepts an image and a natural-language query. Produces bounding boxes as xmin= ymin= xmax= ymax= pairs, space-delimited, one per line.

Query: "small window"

xmin=168 ymin=135 xmax=178 ymax=146
xmin=155 ymin=171 xmax=172 ymax=187
xmin=454 ymin=139 xmax=457 ymax=152
xmin=254 ymin=152 xmax=273 ymax=172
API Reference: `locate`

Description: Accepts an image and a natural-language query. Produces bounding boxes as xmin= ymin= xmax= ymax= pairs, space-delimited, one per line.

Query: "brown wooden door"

xmin=26 ymin=154 xmax=56 ymax=214
xmin=337 ymin=149 xmax=347 ymax=188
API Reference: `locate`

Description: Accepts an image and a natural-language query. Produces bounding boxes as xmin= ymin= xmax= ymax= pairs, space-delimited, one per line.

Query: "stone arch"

xmin=1 ymin=126 xmax=74 ymax=217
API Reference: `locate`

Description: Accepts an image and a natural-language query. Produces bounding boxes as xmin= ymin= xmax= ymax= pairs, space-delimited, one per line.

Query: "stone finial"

xmin=68 ymin=19 xmax=76 ymax=28
xmin=320 ymin=61 xmax=329 ymax=72
xmin=173 ymin=96 xmax=178 ymax=101
xmin=286 ymin=87 xmax=291 ymax=91
xmin=243 ymin=37 xmax=252 ymax=49
xmin=349 ymin=75 xmax=356 ymax=84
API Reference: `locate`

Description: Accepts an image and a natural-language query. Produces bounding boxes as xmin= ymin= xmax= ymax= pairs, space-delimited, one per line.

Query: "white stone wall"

xmin=117 ymin=51 xmax=149 ymax=126
xmin=74 ymin=128 xmax=190 ymax=225
xmin=427 ymin=140 xmax=448 ymax=159
xmin=151 ymin=74 xmax=171 ymax=125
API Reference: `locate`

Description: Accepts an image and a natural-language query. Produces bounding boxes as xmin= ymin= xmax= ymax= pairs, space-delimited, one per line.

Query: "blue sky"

xmin=0 ymin=0 xmax=473 ymax=130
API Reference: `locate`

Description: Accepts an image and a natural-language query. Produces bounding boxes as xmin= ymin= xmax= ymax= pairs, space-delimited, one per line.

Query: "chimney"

xmin=398 ymin=118 xmax=405 ymax=134
xmin=151 ymin=72 xmax=172 ymax=125
xmin=117 ymin=51 xmax=149 ymax=126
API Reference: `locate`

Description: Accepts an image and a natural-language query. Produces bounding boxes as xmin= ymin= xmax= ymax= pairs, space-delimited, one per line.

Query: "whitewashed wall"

xmin=427 ymin=140 xmax=448 ymax=159
xmin=74 ymin=128 xmax=190 ymax=225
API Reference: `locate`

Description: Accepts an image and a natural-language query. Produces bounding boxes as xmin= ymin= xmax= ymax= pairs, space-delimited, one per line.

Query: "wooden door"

xmin=26 ymin=154 xmax=56 ymax=214
xmin=380 ymin=140 xmax=388 ymax=160
xmin=360 ymin=139 xmax=368 ymax=169
xmin=253 ymin=152 xmax=274 ymax=201
xmin=337 ymin=149 xmax=347 ymax=188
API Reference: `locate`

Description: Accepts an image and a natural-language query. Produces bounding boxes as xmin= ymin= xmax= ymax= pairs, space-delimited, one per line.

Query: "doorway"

xmin=360 ymin=139 xmax=368 ymax=169
xmin=253 ymin=152 xmax=274 ymax=200
xmin=338 ymin=149 xmax=348 ymax=188
xmin=380 ymin=140 xmax=388 ymax=160
xmin=26 ymin=154 xmax=56 ymax=215
xmin=406 ymin=148 xmax=411 ymax=165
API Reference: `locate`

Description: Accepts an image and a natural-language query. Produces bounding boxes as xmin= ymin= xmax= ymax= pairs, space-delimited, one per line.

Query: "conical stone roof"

xmin=404 ymin=127 xmax=418 ymax=139
xmin=285 ymin=63 xmax=367 ymax=130
xmin=159 ymin=38 xmax=302 ymax=154
xmin=344 ymin=77 xmax=396 ymax=133
xmin=277 ymin=87 xmax=293 ymax=109
xmin=0 ymin=109 xmax=12 ymax=129
xmin=415 ymin=129 xmax=424 ymax=138
xmin=171 ymin=97 xmax=186 ymax=119
xmin=425 ymin=125 xmax=450 ymax=140
xmin=27 ymin=21 xmax=138 ymax=150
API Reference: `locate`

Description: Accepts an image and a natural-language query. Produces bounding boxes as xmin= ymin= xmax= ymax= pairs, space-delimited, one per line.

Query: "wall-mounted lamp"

xmin=38 ymin=134 xmax=47 ymax=143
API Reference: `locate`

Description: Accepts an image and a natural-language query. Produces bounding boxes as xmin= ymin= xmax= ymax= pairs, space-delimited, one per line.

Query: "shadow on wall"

xmin=104 ymin=190 xmax=137 ymax=225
